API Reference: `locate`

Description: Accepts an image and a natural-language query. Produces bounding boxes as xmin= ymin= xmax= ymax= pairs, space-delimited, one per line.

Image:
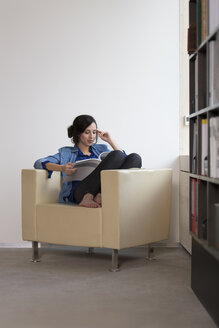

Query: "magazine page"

xmin=63 ymin=151 xmax=110 ymax=182
xmin=63 ymin=158 xmax=101 ymax=182
xmin=99 ymin=151 xmax=110 ymax=160
xmin=74 ymin=158 xmax=100 ymax=168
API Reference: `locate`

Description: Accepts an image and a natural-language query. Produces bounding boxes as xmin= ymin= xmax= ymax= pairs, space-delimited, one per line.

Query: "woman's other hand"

xmin=97 ymin=130 xmax=112 ymax=143
xmin=97 ymin=129 xmax=122 ymax=151
xmin=63 ymin=162 xmax=77 ymax=175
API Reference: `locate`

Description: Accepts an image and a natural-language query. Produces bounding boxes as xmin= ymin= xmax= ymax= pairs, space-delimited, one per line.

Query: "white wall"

xmin=179 ymin=0 xmax=189 ymax=155
xmin=0 ymin=0 xmax=179 ymax=244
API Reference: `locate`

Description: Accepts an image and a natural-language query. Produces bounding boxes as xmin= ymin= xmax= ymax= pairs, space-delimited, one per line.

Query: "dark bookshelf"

xmin=188 ymin=0 xmax=219 ymax=326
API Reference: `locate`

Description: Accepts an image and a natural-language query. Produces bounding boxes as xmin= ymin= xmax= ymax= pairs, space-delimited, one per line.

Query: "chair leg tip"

xmin=109 ymin=267 xmax=120 ymax=272
xmin=145 ymin=257 xmax=157 ymax=261
xmin=30 ymin=259 xmax=41 ymax=263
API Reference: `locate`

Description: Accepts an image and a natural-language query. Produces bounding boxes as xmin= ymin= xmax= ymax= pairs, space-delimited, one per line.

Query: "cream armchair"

xmin=22 ymin=169 xmax=172 ymax=271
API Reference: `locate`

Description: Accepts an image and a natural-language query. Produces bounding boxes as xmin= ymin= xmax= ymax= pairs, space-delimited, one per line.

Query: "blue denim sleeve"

xmin=34 ymin=153 xmax=60 ymax=168
xmin=41 ymin=161 xmax=53 ymax=178
xmin=33 ymin=153 xmax=60 ymax=178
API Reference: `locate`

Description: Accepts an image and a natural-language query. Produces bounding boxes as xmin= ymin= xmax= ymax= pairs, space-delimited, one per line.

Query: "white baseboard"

xmin=0 ymin=242 xmax=32 ymax=248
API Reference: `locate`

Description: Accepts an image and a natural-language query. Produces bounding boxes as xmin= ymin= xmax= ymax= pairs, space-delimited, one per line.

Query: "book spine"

xmin=208 ymin=0 xmax=219 ymax=34
xmin=197 ymin=179 xmax=200 ymax=234
xmin=195 ymin=57 xmax=198 ymax=111
xmin=210 ymin=116 xmax=219 ymax=177
xmin=188 ymin=23 xmax=197 ymax=54
xmin=197 ymin=0 xmax=202 ymax=46
xmin=192 ymin=120 xmax=198 ymax=173
xmin=213 ymin=203 xmax=219 ymax=249
xmin=201 ymin=118 xmax=208 ymax=175
xmin=202 ymin=0 xmax=208 ymax=42
xmin=209 ymin=38 xmax=219 ymax=107
xmin=209 ymin=40 xmax=215 ymax=106
xmin=214 ymin=36 xmax=219 ymax=105
xmin=210 ymin=117 xmax=214 ymax=177
xmin=191 ymin=179 xmax=197 ymax=234
xmin=216 ymin=117 xmax=219 ymax=178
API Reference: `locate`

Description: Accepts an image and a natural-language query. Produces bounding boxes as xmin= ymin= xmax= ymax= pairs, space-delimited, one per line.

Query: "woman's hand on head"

xmin=96 ymin=130 xmax=112 ymax=143
xmin=97 ymin=129 xmax=122 ymax=151
xmin=63 ymin=162 xmax=77 ymax=175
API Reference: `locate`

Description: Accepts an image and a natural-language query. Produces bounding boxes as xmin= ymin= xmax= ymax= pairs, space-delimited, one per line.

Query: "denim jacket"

xmin=33 ymin=144 xmax=110 ymax=203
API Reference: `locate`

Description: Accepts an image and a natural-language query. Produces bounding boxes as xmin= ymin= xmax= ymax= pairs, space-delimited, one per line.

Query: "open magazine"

xmin=63 ymin=151 xmax=110 ymax=182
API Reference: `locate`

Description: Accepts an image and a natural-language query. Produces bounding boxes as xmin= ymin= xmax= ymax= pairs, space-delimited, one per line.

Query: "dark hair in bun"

xmin=67 ymin=115 xmax=97 ymax=144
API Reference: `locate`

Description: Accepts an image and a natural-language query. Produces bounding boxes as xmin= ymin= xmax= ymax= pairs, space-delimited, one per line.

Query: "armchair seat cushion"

xmin=36 ymin=203 xmax=102 ymax=247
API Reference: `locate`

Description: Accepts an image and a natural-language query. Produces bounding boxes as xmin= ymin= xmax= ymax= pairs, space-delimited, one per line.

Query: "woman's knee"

xmin=101 ymin=150 xmax=126 ymax=168
xmin=128 ymin=153 xmax=142 ymax=168
xmin=108 ymin=150 xmax=126 ymax=160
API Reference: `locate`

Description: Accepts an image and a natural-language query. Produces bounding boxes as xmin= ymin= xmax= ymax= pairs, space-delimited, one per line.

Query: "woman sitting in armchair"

xmin=34 ymin=115 xmax=142 ymax=208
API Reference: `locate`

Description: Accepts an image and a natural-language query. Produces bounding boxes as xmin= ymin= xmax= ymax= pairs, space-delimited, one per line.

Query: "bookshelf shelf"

xmin=189 ymin=102 xmax=219 ymax=118
xmin=189 ymin=173 xmax=219 ymax=184
xmin=188 ymin=1 xmax=219 ymax=326
xmin=189 ymin=25 xmax=219 ymax=60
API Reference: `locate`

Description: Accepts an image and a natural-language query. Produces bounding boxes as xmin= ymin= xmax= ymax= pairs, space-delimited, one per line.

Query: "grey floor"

xmin=0 ymin=246 xmax=217 ymax=328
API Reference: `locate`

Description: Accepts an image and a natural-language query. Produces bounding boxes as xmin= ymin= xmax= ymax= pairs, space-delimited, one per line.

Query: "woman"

xmin=34 ymin=115 xmax=142 ymax=208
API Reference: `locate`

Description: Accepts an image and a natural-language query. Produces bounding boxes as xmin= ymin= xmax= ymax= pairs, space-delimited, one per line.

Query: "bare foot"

xmin=94 ymin=193 xmax=102 ymax=206
xmin=79 ymin=193 xmax=100 ymax=208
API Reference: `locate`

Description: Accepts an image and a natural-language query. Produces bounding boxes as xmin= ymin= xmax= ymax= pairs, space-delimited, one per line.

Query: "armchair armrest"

xmin=21 ymin=169 xmax=61 ymax=241
xmin=101 ymin=169 xmax=172 ymax=249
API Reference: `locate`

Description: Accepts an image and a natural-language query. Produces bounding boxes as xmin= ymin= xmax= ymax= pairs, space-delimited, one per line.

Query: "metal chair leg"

xmin=88 ymin=247 xmax=94 ymax=255
xmin=145 ymin=243 xmax=156 ymax=261
xmin=31 ymin=241 xmax=40 ymax=262
xmin=109 ymin=249 xmax=120 ymax=272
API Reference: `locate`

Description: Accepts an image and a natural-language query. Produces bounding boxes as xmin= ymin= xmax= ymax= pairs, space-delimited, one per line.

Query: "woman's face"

xmin=78 ymin=122 xmax=97 ymax=147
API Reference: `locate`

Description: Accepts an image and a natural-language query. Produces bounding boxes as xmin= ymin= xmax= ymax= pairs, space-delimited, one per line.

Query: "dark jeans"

xmin=74 ymin=150 xmax=142 ymax=204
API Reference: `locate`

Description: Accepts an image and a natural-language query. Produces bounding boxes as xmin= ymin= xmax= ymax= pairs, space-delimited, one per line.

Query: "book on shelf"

xmin=209 ymin=0 xmax=219 ymax=35
xmin=197 ymin=0 xmax=202 ymax=46
xmin=188 ymin=23 xmax=197 ymax=54
xmin=191 ymin=179 xmax=198 ymax=234
xmin=188 ymin=0 xmax=197 ymax=54
xmin=201 ymin=118 xmax=208 ymax=175
xmin=210 ymin=116 xmax=219 ymax=178
xmin=212 ymin=203 xmax=219 ymax=249
xmin=190 ymin=59 xmax=196 ymax=112
xmin=209 ymin=38 xmax=219 ymax=106
xmin=195 ymin=56 xmax=198 ymax=111
xmin=188 ymin=0 xmax=219 ymax=52
xmin=202 ymin=218 xmax=207 ymax=240
xmin=63 ymin=151 xmax=109 ymax=182
xmin=201 ymin=0 xmax=208 ymax=42
xmin=192 ymin=120 xmax=198 ymax=173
